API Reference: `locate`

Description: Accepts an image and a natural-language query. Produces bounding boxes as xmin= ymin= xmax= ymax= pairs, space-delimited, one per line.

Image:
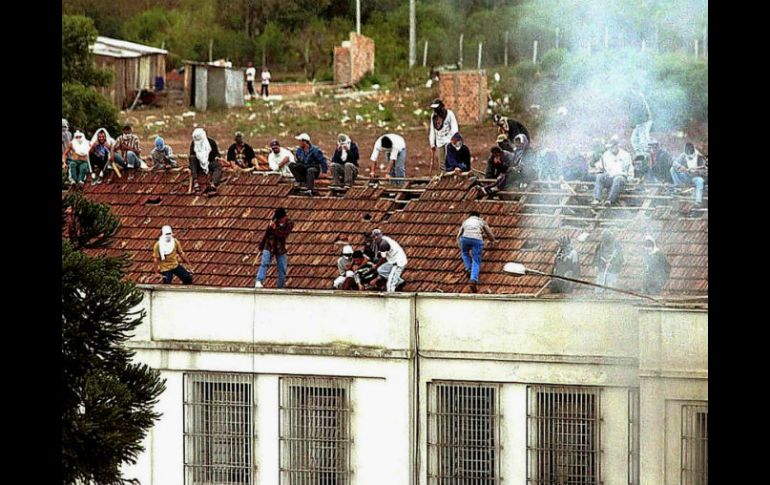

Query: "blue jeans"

xmin=460 ymin=237 xmax=484 ymax=282
xmin=593 ymin=173 xmax=626 ymax=203
xmin=669 ymin=167 xmax=704 ymax=204
xmin=161 ymin=265 xmax=193 ymax=284
xmin=114 ymin=151 xmax=143 ymax=169
xmin=256 ymin=250 xmax=288 ymax=288
xmin=389 ymin=148 xmax=406 ymax=186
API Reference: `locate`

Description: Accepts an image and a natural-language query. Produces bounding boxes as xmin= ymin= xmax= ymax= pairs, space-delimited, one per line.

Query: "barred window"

xmin=681 ymin=404 xmax=708 ymax=485
xmin=184 ymin=372 xmax=256 ymax=485
xmin=628 ymin=389 xmax=640 ymax=485
xmin=279 ymin=376 xmax=352 ymax=485
xmin=427 ymin=382 xmax=501 ymax=485
xmin=527 ymin=385 xmax=602 ymax=485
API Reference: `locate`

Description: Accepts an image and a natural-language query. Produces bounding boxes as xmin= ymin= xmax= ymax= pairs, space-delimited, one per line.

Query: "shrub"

xmin=62 ymin=83 xmax=120 ymax=135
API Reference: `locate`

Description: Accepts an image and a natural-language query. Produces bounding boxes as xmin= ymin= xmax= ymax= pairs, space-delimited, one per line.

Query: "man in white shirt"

xmin=245 ymin=62 xmax=256 ymax=100
xmin=370 ymin=133 xmax=407 ymax=186
xmin=592 ymin=136 xmax=634 ymax=207
xmin=371 ymin=229 xmax=407 ymax=292
xmin=261 ymin=67 xmax=271 ymax=98
xmin=429 ymin=98 xmax=459 ymax=173
xmin=267 ymin=139 xmax=294 ymax=176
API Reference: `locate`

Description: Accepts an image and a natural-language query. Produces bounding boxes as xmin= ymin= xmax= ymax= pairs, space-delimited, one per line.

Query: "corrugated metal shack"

xmin=91 ymin=36 xmax=168 ymax=109
xmin=183 ymin=61 xmax=245 ymax=111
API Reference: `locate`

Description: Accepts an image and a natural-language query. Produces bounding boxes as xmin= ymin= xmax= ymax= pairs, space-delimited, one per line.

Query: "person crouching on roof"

xmin=333 ymin=245 xmax=357 ymax=290
xmin=641 ymin=235 xmax=671 ymax=295
xmin=189 ymin=128 xmax=223 ymax=195
xmin=153 ymin=225 xmax=194 ymax=284
xmin=370 ymin=229 xmax=408 ymax=292
xmin=444 ymin=132 xmax=472 ymax=176
xmin=150 ymin=136 xmax=177 ymax=171
xmin=62 ymin=130 xmax=92 ymax=187
xmin=255 ymin=208 xmax=294 ymax=289
xmin=549 ymin=235 xmax=580 ymax=294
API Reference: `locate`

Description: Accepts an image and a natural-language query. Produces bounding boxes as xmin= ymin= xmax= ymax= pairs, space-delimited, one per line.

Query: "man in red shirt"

xmin=254 ymin=208 xmax=294 ymax=288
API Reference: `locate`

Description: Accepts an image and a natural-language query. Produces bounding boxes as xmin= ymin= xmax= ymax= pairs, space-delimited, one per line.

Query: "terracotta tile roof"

xmin=82 ymin=172 xmax=708 ymax=297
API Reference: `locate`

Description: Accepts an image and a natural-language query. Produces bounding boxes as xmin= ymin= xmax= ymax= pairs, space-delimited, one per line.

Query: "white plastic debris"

xmin=378 ymin=103 xmax=385 ymax=111
xmin=494 ymin=72 xmax=501 ymax=82
xmin=503 ymin=95 xmax=510 ymax=104
xmin=557 ymin=106 xmax=569 ymax=117
xmin=248 ymin=113 xmax=257 ymax=121
xmin=355 ymin=115 xmax=364 ymax=122
xmin=577 ymin=232 xmax=590 ymax=242
xmin=488 ymin=100 xmax=496 ymax=108
xmin=153 ymin=121 xmax=165 ymax=126
xmin=425 ymin=79 xmax=433 ymax=88
xmin=182 ymin=111 xmax=196 ymax=118
xmin=372 ymin=84 xmax=381 ymax=90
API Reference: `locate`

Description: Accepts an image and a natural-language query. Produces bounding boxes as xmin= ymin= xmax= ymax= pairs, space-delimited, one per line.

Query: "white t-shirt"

xmin=261 ymin=70 xmax=271 ymax=85
xmin=268 ymin=147 xmax=294 ymax=175
xmin=599 ymin=148 xmax=634 ymax=178
xmin=246 ymin=67 xmax=256 ymax=82
xmin=370 ymin=134 xmax=406 ymax=162
xmin=380 ymin=235 xmax=408 ymax=267
xmin=429 ymin=109 xmax=459 ymax=148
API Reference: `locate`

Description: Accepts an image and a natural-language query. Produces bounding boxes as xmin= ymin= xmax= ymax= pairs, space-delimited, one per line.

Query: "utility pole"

xmin=409 ymin=0 xmax=416 ymax=67
xmin=356 ymin=0 xmax=361 ymax=35
xmin=459 ymin=33 xmax=464 ymax=68
xmin=504 ymin=31 xmax=509 ymax=66
xmin=423 ymin=41 xmax=428 ymax=68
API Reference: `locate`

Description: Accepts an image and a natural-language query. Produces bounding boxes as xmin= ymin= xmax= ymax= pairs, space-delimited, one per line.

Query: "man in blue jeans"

xmin=255 ymin=208 xmax=294 ymax=288
xmin=670 ymin=142 xmax=707 ymax=208
xmin=113 ymin=124 xmax=146 ymax=170
xmin=153 ymin=225 xmax=194 ymax=284
xmin=457 ymin=210 xmax=497 ymax=293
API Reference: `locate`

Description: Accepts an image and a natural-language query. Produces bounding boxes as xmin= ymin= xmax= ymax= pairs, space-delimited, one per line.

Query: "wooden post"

xmin=694 ymin=39 xmax=699 ymax=58
xmin=703 ymin=27 xmax=708 ymax=59
xmin=356 ymin=0 xmax=361 ymax=35
xmin=409 ymin=0 xmax=416 ymax=67
xmin=423 ymin=40 xmax=428 ymax=68
xmin=459 ymin=34 xmax=464 ymax=68
xmin=555 ymin=27 xmax=560 ymax=49
xmin=532 ymin=40 xmax=538 ymax=63
xmin=478 ymin=42 xmax=483 ymax=69
xmin=208 ymin=39 xmax=213 ymax=63
xmin=504 ymin=31 xmax=509 ymax=66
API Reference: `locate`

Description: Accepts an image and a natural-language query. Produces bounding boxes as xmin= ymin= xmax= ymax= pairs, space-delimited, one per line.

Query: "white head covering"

xmin=192 ymin=128 xmax=211 ymax=173
xmin=158 ymin=225 xmax=175 ymax=260
xmin=72 ymin=131 xmax=90 ymax=157
xmin=62 ymin=118 xmax=69 ymax=130
xmin=643 ymin=234 xmax=659 ymax=254
xmin=90 ymin=127 xmax=115 ymax=147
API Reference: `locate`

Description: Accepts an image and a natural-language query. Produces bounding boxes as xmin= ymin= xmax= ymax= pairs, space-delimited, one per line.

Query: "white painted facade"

xmin=123 ymin=286 xmax=707 ymax=485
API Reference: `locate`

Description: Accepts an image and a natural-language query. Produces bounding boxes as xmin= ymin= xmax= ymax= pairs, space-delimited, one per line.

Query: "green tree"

xmin=62 ymin=192 xmax=166 ymax=485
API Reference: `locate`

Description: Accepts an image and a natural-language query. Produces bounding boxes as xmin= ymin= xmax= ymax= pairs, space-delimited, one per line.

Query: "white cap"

xmin=342 ymin=245 xmax=354 ymax=255
xmin=161 ymin=225 xmax=172 ymax=235
xmin=295 ymin=133 xmax=311 ymax=142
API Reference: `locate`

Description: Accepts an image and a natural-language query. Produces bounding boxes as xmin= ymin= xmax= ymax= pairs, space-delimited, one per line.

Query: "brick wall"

xmin=437 ymin=70 xmax=488 ymax=125
xmin=334 ymin=32 xmax=375 ymax=86
xmin=268 ymin=82 xmax=315 ymax=96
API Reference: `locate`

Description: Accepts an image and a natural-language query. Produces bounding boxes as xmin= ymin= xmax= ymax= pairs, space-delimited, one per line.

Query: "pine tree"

xmin=62 ymin=192 xmax=165 ymax=485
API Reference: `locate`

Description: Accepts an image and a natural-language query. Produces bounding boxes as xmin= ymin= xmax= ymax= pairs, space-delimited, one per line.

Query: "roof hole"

xmin=363 ymin=213 xmax=372 ymax=221
xmin=145 ymin=196 xmax=162 ymax=205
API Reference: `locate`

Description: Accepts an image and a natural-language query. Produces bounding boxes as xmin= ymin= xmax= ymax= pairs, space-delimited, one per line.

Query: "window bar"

xmin=628 ymin=389 xmax=640 ymax=485
xmin=681 ymin=404 xmax=708 ymax=485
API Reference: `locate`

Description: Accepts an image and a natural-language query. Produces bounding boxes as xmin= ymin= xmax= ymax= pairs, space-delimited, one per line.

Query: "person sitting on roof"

xmin=641 ymin=140 xmax=673 ymax=184
xmin=444 ymin=132 xmax=472 ymax=176
xmin=370 ymin=133 xmax=407 ymax=186
xmin=150 ymin=136 xmax=177 ymax=172
xmin=333 ymin=245 xmax=357 ymax=290
xmin=669 ymin=142 xmax=707 ymax=208
xmin=255 ymin=208 xmax=294 ymax=289
xmin=226 ymin=131 xmax=258 ymax=171
xmin=113 ymin=124 xmax=146 ymax=171
xmin=153 ymin=225 xmax=194 ymax=285
xmin=88 ymin=128 xmax=114 ymax=185
xmin=189 ymin=128 xmax=223 ymax=196
xmin=641 ymin=234 xmax=670 ymax=295
xmin=593 ymin=230 xmax=624 ymax=292
xmin=561 ymin=147 xmax=591 ymax=182
xmin=62 ymin=130 xmax=91 ymax=187
xmin=592 ymin=136 xmax=634 ymax=207
xmin=474 ymin=159 xmax=511 ymax=200
xmin=370 ymin=229 xmax=408 ymax=292
xmin=330 ymin=133 xmax=360 ymax=188
xmin=351 ymin=250 xmax=378 ymax=290
xmin=457 ymin=210 xmax=497 ymax=293
xmin=289 ymin=133 xmax=328 ymax=196
xmin=267 ymin=139 xmax=294 ymax=176
xmin=549 ymin=235 xmax=580 ymax=294
xmin=537 ymin=149 xmax=561 ymax=181
xmin=494 ymin=114 xmax=530 ymax=145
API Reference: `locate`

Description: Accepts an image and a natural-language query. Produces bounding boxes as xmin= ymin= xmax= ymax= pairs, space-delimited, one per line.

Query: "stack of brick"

xmin=437 ymin=70 xmax=488 ymax=125
xmin=334 ymin=32 xmax=375 ymax=86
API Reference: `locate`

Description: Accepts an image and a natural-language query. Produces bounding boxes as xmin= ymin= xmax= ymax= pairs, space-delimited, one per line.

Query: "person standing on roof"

xmin=289 ymin=133 xmax=328 ymax=196
xmin=670 ymin=142 xmax=707 ymax=208
xmin=429 ymin=98 xmax=459 ymax=172
xmin=189 ymin=128 xmax=223 ymax=196
xmin=494 ymin=114 xmax=530 ymax=144
xmin=267 ymin=139 xmax=295 ymax=176
xmin=457 ymin=211 xmax=497 ymax=293
xmin=150 ymin=136 xmax=177 ymax=172
xmin=153 ymin=225 xmax=194 ymax=285
xmin=261 ymin=66 xmax=271 ymax=98
xmin=444 ymin=132 xmax=472 ymax=175
xmin=89 ymin=128 xmax=115 ymax=185
xmin=62 ymin=130 xmax=92 ymax=187
xmin=113 ymin=124 xmax=146 ymax=171
xmin=226 ymin=131 xmax=258 ymax=171
xmin=245 ymin=61 xmax=256 ymax=100
xmin=331 ymin=133 xmax=360 ymax=188
xmin=592 ymin=136 xmax=634 ymax=207
xmin=370 ymin=133 xmax=407 ymax=186
xmin=255 ymin=208 xmax=294 ymax=289
xmin=333 ymin=245 xmax=356 ymax=289
xmin=593 ymin=230 xmax=624 ymax=292
xmin=371 ymin=229 xmax=408 ymax=292
xmin=641 ymin=235 xmax=670 ymax=295
xmin=549 ymin=235 xmax=580 ymax=294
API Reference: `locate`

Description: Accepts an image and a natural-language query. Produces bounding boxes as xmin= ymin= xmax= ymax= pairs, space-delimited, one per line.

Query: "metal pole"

xmin=521 ymin=268 xmax=661 ymax=303
xmin=555 ymin=27 xmax=560 ymax=49
xmin=356 ymin=0 xmax=361 ymax=35
xmin=409 ymin=0 xmax=416 ymax=67
xmin=459 ymin=33 xmax=464 ymax=68
xmin=208 ymin=38 xmax=213 ymax=63
xmin=423 ymin=40 xmax=428 ymax=68
xmin=504 ymin=31 xmax=509 ymax=66
xmin=532 ymin=40 xmax=538 ymax=63
xmin=478 ymin=42 xmax=483 ymax=69
xmin=694 ymin=39 xmax=699 ymax=58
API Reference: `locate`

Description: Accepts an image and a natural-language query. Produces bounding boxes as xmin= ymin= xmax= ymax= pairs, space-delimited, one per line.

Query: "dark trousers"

xmin=162 ymin=265 xmax=193 ymax=284
xmin=288 ymin=162 xmax=320 ymax=191
xmin=247 ymin=81 xmax=255 ymax=96
xmin=89 ymin=153 xmax=109 ymax=174
xmin=260 ymin=83 xmax=269 ymax=96
xmin=189 ymin=156 xmax=223 ymax=186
